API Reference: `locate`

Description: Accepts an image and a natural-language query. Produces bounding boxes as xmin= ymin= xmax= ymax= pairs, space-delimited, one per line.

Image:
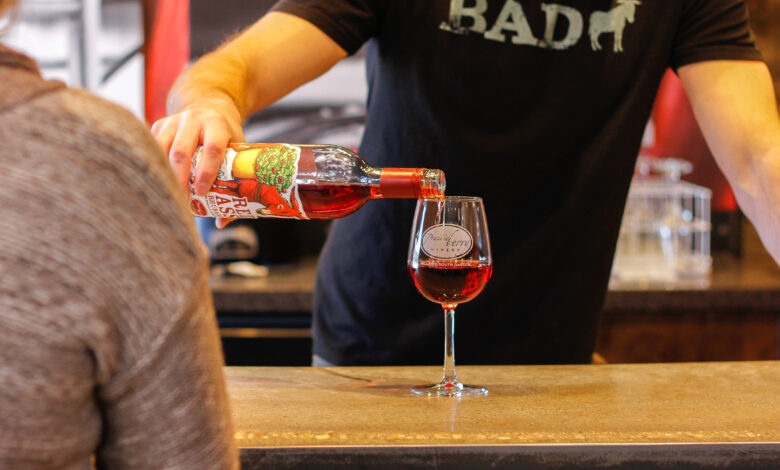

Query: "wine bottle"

xmin=189 ymin=143 xmax=445 ymax=220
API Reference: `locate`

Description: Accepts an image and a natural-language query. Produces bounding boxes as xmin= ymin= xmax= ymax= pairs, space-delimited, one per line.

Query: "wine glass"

xmin=407 ymin=196 xmax=493 ymax=397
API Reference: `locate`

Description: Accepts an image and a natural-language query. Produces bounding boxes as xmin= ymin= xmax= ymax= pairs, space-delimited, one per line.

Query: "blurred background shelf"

xmin=4 ymin=0 xmax=145 ymax=116
xmin=210 ymin=222 xmax=780 ymax=366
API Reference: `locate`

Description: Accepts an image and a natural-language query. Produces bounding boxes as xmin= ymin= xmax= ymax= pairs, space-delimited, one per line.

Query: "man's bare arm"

xmin=679 ymin=60 xmax=780 ymax=263
xmin=152 ymin=11 xmax=347 ymax=198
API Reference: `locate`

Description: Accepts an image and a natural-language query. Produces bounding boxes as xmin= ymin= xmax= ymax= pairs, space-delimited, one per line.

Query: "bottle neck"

xmin=377 ymin=168 xmax=446 ymax=199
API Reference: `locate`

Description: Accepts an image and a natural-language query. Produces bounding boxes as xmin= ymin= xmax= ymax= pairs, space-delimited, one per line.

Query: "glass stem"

xmin=441 ymin=305 xmax=458 ymax=385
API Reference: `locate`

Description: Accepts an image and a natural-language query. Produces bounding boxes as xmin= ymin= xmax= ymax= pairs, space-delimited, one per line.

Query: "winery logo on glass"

xmin=421 ymin=224 xmax=474 ymax=259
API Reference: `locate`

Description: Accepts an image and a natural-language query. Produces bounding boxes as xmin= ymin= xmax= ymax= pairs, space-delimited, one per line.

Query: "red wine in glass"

xmin=408 ymin=259 xmax=492 ymax=305
xmin=407 ymin=196 xmax=492 ymax=397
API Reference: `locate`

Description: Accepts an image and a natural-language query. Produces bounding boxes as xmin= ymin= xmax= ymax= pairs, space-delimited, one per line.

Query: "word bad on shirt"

xmin=441 ymin=0 xmax=642 ymax=53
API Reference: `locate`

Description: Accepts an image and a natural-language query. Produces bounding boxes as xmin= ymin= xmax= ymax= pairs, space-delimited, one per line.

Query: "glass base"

xmin=411 ymin=381 xmax=488 ymax=397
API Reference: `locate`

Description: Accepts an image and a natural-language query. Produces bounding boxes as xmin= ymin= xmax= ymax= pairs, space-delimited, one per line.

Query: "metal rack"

xmin=5 ymin=0 xmax=140 ymax=92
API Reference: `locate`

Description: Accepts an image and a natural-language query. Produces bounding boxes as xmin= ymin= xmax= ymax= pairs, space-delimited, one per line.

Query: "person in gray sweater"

xmin=0 ymin=1 xmax=239 ymax=468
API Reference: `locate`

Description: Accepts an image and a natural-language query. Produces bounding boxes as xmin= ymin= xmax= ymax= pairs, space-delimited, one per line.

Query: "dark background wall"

xmin=747 ymin=0 xmax=780 ymax=107
xmin=190 ymin=0 xmax=278 ymax=59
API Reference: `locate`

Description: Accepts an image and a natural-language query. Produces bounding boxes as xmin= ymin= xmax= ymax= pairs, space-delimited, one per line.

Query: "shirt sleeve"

xmin=270 ymin=0 xmax=387 ymax=54
xmin=672 ymin=0 xmax=763 ymax=70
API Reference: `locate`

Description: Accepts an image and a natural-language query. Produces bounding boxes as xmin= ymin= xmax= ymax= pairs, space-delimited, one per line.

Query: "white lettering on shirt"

xmin=540 ymin=3 xmax=583 ymax=50
xmin=440 ymin=0 xmax=640 ymax=53
xmin=484 ymin=0 xmax=539 ymax=46
xmin=440 ymin=0 xmax=489 ymax=34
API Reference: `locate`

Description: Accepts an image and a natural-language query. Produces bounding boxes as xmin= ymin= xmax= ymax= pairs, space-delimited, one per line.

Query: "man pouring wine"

xmin=153 ymin=0 xmax=780 ymax=367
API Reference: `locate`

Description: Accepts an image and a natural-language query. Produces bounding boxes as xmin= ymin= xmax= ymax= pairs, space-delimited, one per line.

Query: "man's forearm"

xmin=167 ymin=50 xmax=249 ymax=121
xmin=733 ymin=140 xmax=780 ymax=259
xmin=153 ymin=11 xmax=347 ymax=195
xmin=168 ymin=12 xmax=347 ymax=121
xmin=680 ymin=60 xmax=780 ymax=263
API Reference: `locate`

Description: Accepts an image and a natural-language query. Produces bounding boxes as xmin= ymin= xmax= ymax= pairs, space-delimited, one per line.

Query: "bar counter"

xmin=228 ymin=361 xmax=780 ymax=469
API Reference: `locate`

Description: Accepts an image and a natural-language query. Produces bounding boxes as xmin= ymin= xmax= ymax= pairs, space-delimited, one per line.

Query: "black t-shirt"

xmin=272 ymin=0 xmax=762 ymax=365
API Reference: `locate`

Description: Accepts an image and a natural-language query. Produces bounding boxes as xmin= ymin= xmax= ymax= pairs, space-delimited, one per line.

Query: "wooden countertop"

xmin=228 ymin=362 xmax=780 ymax=469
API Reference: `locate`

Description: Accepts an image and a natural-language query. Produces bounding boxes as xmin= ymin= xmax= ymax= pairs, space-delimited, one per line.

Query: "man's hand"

xmin=151 ymin=101 xmax=244 ymax=228
xmin=151 ymin=11 xmax=347 ymax=227
xmin=151 ymin=105 xmax=244 ymax=195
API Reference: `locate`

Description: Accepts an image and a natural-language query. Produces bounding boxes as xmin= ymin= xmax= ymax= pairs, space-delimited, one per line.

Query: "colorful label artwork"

xmin=189 ymin=144 xmax=307 ymax=219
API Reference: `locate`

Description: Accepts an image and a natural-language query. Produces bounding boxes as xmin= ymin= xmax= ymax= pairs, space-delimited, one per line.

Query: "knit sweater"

xmin=0 ymin=45 xmax=238 ymax=469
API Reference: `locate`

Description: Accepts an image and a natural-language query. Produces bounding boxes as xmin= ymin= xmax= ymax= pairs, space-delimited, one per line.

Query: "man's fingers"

xmin=154 ymin=108 xmax=241 ymax=197
xmin=150 ymin=118 xmax=163 ymax=135
xmin=168 ymin=114 xmax=202 ymax=191
xmin=195 ymin=125 xmax=232 ymax=196
xmin=151 ymin=117 xmax=179 ymax=156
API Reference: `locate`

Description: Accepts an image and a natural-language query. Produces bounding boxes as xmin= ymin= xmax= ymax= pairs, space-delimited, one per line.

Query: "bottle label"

xmin=190 ymin=144 xmax=308 ymax=219
xmin=421 ymin=224 xmax=473 ymax=259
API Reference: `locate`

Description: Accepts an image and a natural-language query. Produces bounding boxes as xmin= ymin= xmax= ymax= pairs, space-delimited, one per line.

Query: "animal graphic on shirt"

xmin=589 ymin=0 xmax=642 ymax=52
xmin=208 ymin=146 xmax=302 ymax=218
